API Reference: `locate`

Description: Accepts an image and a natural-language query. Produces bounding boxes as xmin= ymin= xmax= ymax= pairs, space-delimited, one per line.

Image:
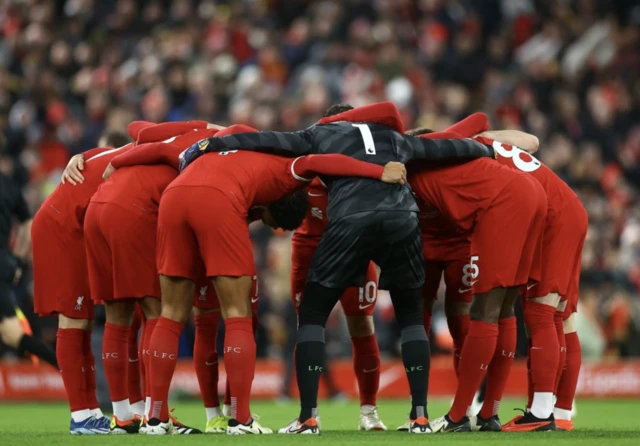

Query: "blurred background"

xmin=1 ymin=0 xmax=639 ymax=404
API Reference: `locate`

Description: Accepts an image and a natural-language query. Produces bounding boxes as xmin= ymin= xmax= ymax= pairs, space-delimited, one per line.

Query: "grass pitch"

xmin=1 ymin=398 xmax=638 ymax=445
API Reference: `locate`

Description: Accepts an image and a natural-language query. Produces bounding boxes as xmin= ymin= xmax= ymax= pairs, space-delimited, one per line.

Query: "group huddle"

xmin=31 ymin=101 xmax=585 ymax=435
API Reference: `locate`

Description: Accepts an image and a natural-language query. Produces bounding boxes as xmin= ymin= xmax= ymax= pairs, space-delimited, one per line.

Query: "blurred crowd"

xmin=1 ymin=0 xmax=640 ymax=364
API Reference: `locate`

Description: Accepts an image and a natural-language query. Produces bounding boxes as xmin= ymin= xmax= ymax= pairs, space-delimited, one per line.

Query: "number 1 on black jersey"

xmin=352 ymin=124 xmax=377 ymax=155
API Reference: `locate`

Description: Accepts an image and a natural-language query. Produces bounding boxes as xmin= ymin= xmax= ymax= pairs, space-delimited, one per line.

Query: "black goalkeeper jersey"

xmin=197 ymin=121 xmax=494 ymax=220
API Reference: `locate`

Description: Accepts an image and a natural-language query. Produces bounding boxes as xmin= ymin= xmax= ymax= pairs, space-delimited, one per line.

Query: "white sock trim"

xmin=222 ymin=404 xmax=232 ymax=417
xmin=530 ymin=392 xmax=554 ymax=419
xmin=205 ymin=406 xmax=223 ymax=421
xmin=112 ymin=399 xmax=134 ymax=420
xmin=71 ymin=409 xmax=93 ymax=423
xmin=553 ymin=407 xmax=572 ymax=421
xmin=131 ymin=400 xmax=145 ymax=418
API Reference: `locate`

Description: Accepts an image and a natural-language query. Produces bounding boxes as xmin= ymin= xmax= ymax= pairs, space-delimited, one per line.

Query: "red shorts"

xmin=84 ymin=202 xmax=161 ymax=302
xmin=422 ymin=235 xmax=472 ymax=304
xmin=32 ymin=210 xmax=94 ymax=319
xmin=291 ymin=240 xmax=378 ymax=316
xmin=471 ymin=174 xmax=548 ymax=294
xmin=526 ymin=198 xmax=588 ymax=302
xmin=193 ymin=274 xmax=260 ymax=312
xmin=157 ymin=186 xmax=255 ymax=280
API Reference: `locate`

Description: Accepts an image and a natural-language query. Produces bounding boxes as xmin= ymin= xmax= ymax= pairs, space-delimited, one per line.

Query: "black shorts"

xmin=307 ymin=211 xmax=425 ymax=290
xmin=0 ymin=250 xmax=18 ymax=321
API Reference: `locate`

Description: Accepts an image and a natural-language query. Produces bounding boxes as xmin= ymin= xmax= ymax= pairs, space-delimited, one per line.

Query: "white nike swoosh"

xmin=459 ymin=280 xmax=478 ymax=294
xmin=527 ymin=283 xmax=537 ymax=290
xmin=307 ymin=192 xmax=324 ymax=197
xmin=359 ymin=303 xmax=373 ymax=310
xmin=205 ymin=361 xmax=218 ymax=366
xmin=128 ymin=358 xmax=140 ymax=363
xmin=251 ymin=297 xmax=259 ymax=303
xmin=363 ymin=367 xmax=379 ymax=373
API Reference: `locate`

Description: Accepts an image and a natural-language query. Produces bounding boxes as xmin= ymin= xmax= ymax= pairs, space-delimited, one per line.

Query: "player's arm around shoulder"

xmin=403 ymin=132 xmax=496 ymax=162
xmin=291 ymin=154 xmax=406 ymax=184
xmin=476 ymin=130 xmax=539 ymax=154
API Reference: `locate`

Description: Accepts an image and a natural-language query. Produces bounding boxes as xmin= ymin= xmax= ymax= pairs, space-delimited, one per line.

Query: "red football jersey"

xmin=169 ymin=151 xmax=364 ymax=215
xmin=476 ymin=136 xmax=578 ymax=214
xmin=293 ymin=178 xmax=328 ymax=243
xmin=440 ymin=113 xmax=579 ymax=215
xmin=96 ymin=126 xmax=221 ymax=213
xmin=415 ymin=193 xmax=467 ymax=241
xmin=114 ymin=124 xmax=384 ymax=217
xmin=90 ymin=164 xmax=177 ymax=216
xmin=40 ymin=144 xmax=133 ymax=231
xmin=408 ymin=157 xmax=526 ymax=234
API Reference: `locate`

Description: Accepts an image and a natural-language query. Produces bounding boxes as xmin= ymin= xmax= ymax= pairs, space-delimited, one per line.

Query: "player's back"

xmin=171 ymin=150 xmax=298 ymax=213
xmin=40 ymin=144 xmax=133 ymax=230
xmin=408 ymin=157 xmax=525 ymax=233
xmin=91 ymin=164 xmax=177 ymax=217
xmin=311 ymin=121 xmax=419 ymax=219
xmin=487 ymin=139 xmax=578 ymax=215
xmin=416 ymin=196 xmax=468 ymax=241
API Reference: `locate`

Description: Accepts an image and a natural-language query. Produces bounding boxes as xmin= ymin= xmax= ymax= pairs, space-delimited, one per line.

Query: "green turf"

xmin=1 ymin=399 xmax=639 ymax=445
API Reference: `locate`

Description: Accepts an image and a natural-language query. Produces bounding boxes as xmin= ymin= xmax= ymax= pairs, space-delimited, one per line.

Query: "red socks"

xmin=224 ymin=381 xmax=231 ymax=406
xmin=128 ymin=313 xmax=143 ymax=406
xmin=194 ymin=312 xmax=221 ymax=409
xmin=351 ymin=334 xmax=380 ymax=407
xmin=447 ymin=314 xmax=470 ymax=377
xmin=220 ymin=313 xmax=256 ymax=411
xmin=479 ymin=317 xmax=517 ymax=419
xmin=149 ymin=317 xmax=184 ymax=421
xmin=449 ymin=320 xmax=498 ymax=422
xmin=82 ymin=330 xmax=99 ymax=410
xmin=103 ymin=323 xmax=130 ymax=403
xmin=524 ymin=302 xmax=559 ymax=393
xmin=141 ymin=318 xmax=157 ymax=407
xmin=138 ymin=324 xmax=146 ymax=407
xmin=554 ymin=311 xmax=567 ymax=392
xmin=224 ymin=317 xmax=256 ymax=424
xmin=526 ymin=342 xmax=534 ymax=408
xmin=56 ymin=328 xmax=87 ymax=412
xmin=556 ymin=331 xmax=581 ymax=410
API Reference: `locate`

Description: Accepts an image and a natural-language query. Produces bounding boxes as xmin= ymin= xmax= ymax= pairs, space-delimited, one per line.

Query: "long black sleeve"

xmin=11 ymin=182 xmax=30 ymax=222
xmin=205 ymin=129 xmax=315 ymax=157
xmin=405 ymin=135 xmax=495 ymax=162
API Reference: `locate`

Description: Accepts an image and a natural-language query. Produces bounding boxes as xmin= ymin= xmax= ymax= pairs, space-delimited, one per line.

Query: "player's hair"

xmin=405 ymin=127 xmax=434 ymax=136
xmin=268 ymin=190 xmax=309 ymax=231
xmin=100 ymin=131 xmax=131 ymax=148
xmin=323 ymin=103 xmax=354 ymax=118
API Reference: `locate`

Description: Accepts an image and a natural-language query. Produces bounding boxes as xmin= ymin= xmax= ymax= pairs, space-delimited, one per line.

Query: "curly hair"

xmin=268 ymin=190 xmax=309 ymax=231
